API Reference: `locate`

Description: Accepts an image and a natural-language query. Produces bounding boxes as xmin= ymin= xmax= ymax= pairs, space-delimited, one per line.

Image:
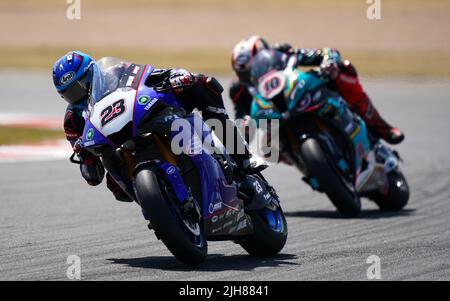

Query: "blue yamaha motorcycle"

xmin=250 ymin=51 xmax=409 ymax=217
xmin=71 ymin=58 xmax=287 ymax=265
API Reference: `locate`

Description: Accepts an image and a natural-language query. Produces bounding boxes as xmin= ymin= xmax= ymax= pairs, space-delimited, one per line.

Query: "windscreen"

xmin=89 ymin=57 xmax=131 ymax=105
xmin=250 ymin=50 xmax=287 ymax=87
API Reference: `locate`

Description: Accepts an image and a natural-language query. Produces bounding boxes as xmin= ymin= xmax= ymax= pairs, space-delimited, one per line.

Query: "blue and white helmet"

xmin=52 ymin=51 xmax=94 ymax=104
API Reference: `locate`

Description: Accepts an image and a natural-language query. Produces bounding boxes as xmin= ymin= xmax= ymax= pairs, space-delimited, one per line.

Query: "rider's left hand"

xmin=168 ymin=69 xmax=194 ymax=94
xmin=320 ymin=60 xmax=339 ymax=81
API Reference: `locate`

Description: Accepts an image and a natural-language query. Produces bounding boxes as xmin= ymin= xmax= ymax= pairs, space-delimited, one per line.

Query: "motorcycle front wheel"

xmin=300 ymin=138 xmax=362 ymax=217
xmin=134 ymin=167 xmax=207 ymax=266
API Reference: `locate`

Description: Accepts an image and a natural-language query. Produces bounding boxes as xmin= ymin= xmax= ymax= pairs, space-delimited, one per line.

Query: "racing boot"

xmin=334 ymin=61 xmax=405 ymax=145
xmin=350 ymin=94 xmax=405 ymax=145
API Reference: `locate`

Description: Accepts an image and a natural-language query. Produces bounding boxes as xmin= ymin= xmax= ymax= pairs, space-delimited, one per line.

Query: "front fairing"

xmin=81 ymin=64 xmax=183 ymax=149
xmin=80 ymin=64 xmax=185 ymax=199
xmin=284 ymin=70 xmax=324 ymax=112
xmin=250 ymin=69 xmax=325 ymax=123
xmin=250 ymin=95 xmax=282 ymax=123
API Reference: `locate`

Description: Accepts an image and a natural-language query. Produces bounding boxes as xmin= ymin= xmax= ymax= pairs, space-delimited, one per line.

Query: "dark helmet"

xmin=231 ymin=35 xmax=270 ymax=85
xmin=52 ymin=51 xmax=94 ymax=104
xmin=250 ymin=49 xmax=287 ymax=87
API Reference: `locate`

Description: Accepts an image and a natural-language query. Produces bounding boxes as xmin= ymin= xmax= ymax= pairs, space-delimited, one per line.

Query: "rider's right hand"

xmin=72 ymin=138 xmax=94 ymax=162
xmin=72 ymin=138 xmax=105 ymax=186
xmin=73 ymin=138 xmax=83 ymax=154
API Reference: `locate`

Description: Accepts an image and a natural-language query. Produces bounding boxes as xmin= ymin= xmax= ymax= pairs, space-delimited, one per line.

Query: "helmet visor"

xmin=59 ymin=68 xmax=92 ymax=104
xmin=233 ymin=53 xmax=252 ymax=84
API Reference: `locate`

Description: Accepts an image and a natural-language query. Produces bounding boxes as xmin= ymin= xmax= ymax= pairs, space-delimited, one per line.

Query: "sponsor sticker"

xmin=253 ymin=181 xmax=264 ymax=194
xmin=126 ymin=76 xmax=135 ymax=87
xmin=86 ymin=128 xmax=94 ymax=141
xmin=60 ymin=71 xmax=75 ymax=85
xmin=144 ymin=98 xmax=158 ymax=111
xmin=208 ymin=200 xmax=223 ymax=214
xmin=166 ymin=166 xmax=176 ymax=175
xmin=84 ymin=141 xmax=95 ymax=147
xmin=138 ymin=96 xmax=151 ymax=105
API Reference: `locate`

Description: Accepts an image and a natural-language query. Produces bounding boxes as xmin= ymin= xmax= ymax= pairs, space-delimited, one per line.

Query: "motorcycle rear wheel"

xmin=239 ymin=207 xmax=287 ymax=257
xmin=374 ymin=170 xmax=409 ymax=211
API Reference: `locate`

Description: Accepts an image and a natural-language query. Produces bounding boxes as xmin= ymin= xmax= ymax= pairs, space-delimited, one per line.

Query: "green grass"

xmin=1 ymin=46 xmax=450 ymax=77
xmin=0 ymin=126 xmax=64 ymax=145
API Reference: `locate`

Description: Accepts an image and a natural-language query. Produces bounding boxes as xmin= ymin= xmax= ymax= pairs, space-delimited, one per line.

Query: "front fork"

xmin=115 ymin=135 xmax=179 ymax=196
xmin=117 ymin=134 xmax=195 ymax=212
xmin=282 ymin=119 xmax=352 ymax=191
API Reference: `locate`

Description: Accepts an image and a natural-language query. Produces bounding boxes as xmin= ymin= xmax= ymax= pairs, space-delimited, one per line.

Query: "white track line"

xmin=0 ymin=140 xmax=71 ymax=163
xmin=0 ymin=114 xmax=69 ymax=163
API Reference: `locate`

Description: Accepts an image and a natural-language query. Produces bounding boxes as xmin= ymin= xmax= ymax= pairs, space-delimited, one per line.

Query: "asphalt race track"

xmin=0 ymin=73 xmax=449 ymax=280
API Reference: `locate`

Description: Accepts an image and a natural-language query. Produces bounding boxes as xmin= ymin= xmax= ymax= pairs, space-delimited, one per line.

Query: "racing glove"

xmin=273 ymin=42 xmax=295 ymax=54
xmin=73 ymin=138 xmax=105 ymax=186
xmin=168 ymin=69 xmax=195 ymax=94
xmin=319 ymin=60 xmax=340 ymax=81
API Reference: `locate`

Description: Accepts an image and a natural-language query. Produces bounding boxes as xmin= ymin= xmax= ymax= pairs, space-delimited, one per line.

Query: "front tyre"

xmin=134 ymin=168 xmax=207 ymax=266
xmin=374 ymin=170 xmax=409 ymax=211
xmin=300 ymin=138 xmax=361 ymax=217
xmin=239 ymin=206 xmax=287 ymax=257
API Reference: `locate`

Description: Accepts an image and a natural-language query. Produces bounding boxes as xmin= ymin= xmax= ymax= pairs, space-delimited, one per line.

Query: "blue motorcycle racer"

xmin=52 ymin=51 xmax=258 ymax=203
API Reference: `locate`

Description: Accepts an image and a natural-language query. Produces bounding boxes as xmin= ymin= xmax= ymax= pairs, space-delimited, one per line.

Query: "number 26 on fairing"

xmin=100 ymin=99 xmax=126 ymax=127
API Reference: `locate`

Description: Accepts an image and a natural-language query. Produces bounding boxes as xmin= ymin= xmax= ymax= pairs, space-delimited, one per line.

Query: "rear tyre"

xmin=239 ymin=207 xmax=287 ymax=257
xmin=300 ymin=138 xmax=361 ymax=217
xmin=374 ymin=170 xmax=409 ymax=211
xmin=134 ymin=168 xmax=207 ymax=266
